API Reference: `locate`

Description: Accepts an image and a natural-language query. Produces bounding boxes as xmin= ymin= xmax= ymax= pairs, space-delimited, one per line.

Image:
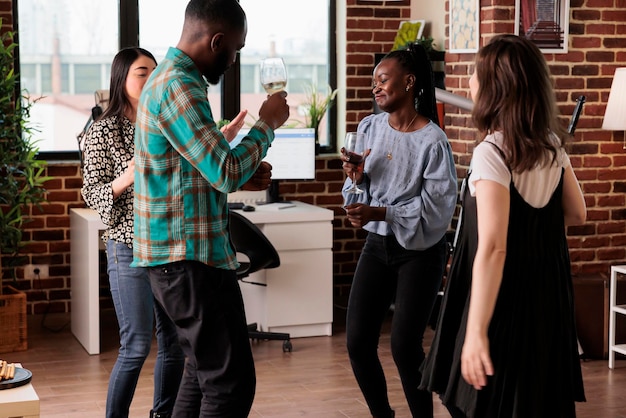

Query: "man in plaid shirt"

xmin=132 ymin=0 xmax=289 ymax=416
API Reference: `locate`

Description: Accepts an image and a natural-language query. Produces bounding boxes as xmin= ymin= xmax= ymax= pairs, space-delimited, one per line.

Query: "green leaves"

xmin=0 ymin=19 xmax=51 ymax=262
xmin=300 ymin=83 xmax=338 ymax=140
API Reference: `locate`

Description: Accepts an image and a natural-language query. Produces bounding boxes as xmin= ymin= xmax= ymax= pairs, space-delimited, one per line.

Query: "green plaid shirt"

xmin=132 ymin=47 xmax=273 ymax=269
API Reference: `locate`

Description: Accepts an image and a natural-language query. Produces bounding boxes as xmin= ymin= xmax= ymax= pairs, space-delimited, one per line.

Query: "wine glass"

xmin=260 ymin=57 xmax=287 ymax=94
xmin=344 ymin=132 xmax=365 ymax=195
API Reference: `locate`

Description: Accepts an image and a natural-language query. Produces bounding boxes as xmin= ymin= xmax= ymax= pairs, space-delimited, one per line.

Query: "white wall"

xmin=411 ymin=1 xmax=446 ymax=51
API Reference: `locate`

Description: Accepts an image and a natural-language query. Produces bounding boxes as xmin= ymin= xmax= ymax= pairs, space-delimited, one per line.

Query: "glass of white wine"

xmin=260 ymin=57 xmax=287 ymax=94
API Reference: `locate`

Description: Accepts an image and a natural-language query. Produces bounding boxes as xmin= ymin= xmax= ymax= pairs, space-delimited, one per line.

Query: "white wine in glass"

xmin=260 ymin=57 xmax=287 ymax=94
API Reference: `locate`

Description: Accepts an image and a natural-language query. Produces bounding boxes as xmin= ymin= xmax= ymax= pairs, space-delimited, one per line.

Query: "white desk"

xmin=70 ymin=201 xmax=334 ymax=355
xmin=70 ymin=208 xmax=106 ymax=355
xmin=234 ymin=202 xmax=334 ymax=338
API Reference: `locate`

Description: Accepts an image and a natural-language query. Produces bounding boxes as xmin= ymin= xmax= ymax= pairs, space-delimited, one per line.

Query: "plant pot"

xmin=0 ymin=285 xmax=27 ymax=353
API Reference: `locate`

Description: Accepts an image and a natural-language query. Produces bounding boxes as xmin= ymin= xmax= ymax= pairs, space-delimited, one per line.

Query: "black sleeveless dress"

xmin=420 ymin=156 xmax=585 ymax=417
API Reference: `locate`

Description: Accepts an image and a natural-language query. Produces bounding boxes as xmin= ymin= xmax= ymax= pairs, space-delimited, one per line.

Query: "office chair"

xmin=229 ymin=211 xmax=293 ymax=352
xmin=76 ymin=90 xmax=110 ymax=168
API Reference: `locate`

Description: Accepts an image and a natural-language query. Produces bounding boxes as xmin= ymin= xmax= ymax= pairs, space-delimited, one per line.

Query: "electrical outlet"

xmin=24 ymin=264 xmax=49 ymax=280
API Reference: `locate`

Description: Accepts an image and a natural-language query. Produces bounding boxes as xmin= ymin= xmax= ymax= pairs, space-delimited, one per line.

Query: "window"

xmin=16 ymin=0 xmax=335 ymax=158
xmin=138 ymin=0 xmax=222 ymax=122
xmin=17 ymin=0 xmax=118 ymax=154
xmin=239 ymin=0 xmax=335 ymax=149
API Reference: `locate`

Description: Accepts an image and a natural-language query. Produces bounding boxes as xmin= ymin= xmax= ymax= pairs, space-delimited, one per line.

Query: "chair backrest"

xmin=95 ymin=89 xmax=110 ymax=112
xmin=229 ymin=211 xmax=280 ymax=279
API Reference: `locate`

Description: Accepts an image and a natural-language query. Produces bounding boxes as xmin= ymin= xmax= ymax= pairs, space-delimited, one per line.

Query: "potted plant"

xmin=299 ymin=83 xmax=337 ymax=154
xmin=0 ymin=19 xmax=51 ymax=353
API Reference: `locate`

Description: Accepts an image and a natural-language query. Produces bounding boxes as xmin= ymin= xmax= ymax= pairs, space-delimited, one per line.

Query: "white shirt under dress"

xmin=468 ymin=132 xmax=571 ymax=208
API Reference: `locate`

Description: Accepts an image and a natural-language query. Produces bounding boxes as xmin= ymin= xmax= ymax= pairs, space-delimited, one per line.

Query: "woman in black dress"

xmin=420 ymin=34 xmax=587 ymax=417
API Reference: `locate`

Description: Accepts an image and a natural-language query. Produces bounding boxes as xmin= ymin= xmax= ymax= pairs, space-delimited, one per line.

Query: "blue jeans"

xmin=148 ymin=260 xmax=256 ymax=418
xmin=346 ymin=233 xmax=447 ymax=418
xmin=105 ymin=240 xmax=185 ymax=418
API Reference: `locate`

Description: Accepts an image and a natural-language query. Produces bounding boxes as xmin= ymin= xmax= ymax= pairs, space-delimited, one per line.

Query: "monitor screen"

xmin=229 ymin=128 xmax=316 ymax=180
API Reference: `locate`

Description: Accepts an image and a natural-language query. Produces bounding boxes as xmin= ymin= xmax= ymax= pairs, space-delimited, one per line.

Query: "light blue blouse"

xmin=343 ymin=113 xmax=458 ymax=250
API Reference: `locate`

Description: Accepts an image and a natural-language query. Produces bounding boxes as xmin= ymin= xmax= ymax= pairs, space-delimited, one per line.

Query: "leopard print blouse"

xmin=81 ymin=115 xmax=135 ymax=247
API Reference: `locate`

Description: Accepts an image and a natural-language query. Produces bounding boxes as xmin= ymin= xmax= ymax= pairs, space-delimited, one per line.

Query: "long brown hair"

xmin=472 ymin=34 xmax=566 ymax=171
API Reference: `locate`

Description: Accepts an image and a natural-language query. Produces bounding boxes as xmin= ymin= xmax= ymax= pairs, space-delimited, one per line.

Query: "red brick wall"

xmin=2 ymin=164 xmax=86 ymax=314
xmin=0 ymin=0 xmax=11 ymax=27
xmin=1 ymin=0 xmax=625 ymax=314
xmin=441 ymin=0 xmax=626 ymax=276
xmin=344 ymin=0 xmax=412 ymax=133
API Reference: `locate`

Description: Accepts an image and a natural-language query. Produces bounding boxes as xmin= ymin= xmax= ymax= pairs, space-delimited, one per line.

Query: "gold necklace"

xmin=387 ymin=113 xmax=418 ymax=160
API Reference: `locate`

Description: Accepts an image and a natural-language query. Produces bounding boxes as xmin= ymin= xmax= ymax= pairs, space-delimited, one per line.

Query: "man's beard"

xmin=205 ymin=51 xmax=230 ymax=85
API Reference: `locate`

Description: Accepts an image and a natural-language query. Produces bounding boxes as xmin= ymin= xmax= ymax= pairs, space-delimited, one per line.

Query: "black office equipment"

xmin=568 ymin=95 xmax=586 ymax=136
xmin=229 ymin=211 xmax=293 ymax=352
xmin=228 ymin=202 xmax=244 ymax=210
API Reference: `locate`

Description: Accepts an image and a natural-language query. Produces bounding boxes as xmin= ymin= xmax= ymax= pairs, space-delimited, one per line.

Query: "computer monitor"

xmin=229 ymin=127 xmax=316 ymax=180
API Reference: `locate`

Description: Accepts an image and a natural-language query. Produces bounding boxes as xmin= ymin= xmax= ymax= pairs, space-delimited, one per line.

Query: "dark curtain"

xmin=520 ymin=0 xmax=537 ymax=35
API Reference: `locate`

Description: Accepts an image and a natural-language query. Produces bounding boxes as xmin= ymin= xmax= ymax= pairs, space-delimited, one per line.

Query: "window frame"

xmin=14 ymin=0 xmax=337 ymax=160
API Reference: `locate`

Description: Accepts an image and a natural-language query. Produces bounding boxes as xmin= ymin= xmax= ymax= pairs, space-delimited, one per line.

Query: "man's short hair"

xmin=185 ymin=0 xmax=246 ymax=30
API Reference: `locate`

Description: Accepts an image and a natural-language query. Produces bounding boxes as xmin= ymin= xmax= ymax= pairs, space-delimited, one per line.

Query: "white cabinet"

xmin=236 ymin=202 xmax=334 ymax=338
xmin=70 ymin=208 xmax=106 ymax=355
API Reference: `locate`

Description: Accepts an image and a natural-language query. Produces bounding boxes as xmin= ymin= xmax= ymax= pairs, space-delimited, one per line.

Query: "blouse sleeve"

xmin=80 ymin=121 xmax=117 ymax=226
xmin=385 ymin=138 xmax=458 ymax=250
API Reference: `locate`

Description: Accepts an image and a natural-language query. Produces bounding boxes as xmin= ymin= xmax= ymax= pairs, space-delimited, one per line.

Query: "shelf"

xmin=609 ymin=265 xmax=626 ymax=368
xmin=610 ymin=344 xmax=626 ymax=356
xmin=612 ymin=305 xmax=626 ymax=315
xmin=612 ymin=265 xmax=626 ymax=276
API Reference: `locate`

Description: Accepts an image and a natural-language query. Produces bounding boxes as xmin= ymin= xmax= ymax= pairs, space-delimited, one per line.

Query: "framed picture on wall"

xmin=392 ymin=20 xmax=426 ymax=51
xmin=515 ymin=0 xmax=570 ymax=53
xmin=449 ymin=0 xmax=480 ymax=53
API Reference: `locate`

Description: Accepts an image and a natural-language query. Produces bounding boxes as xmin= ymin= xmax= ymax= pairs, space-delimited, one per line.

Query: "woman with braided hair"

xmin=340 ymin=43 xmax=457 ymax=417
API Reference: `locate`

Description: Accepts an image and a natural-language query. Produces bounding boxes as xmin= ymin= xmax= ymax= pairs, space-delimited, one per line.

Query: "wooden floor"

xmin=5 ymin=308 xmax=626 ymax=418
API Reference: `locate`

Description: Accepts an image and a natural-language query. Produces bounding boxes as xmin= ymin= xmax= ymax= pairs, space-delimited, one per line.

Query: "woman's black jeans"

xmin=346 ymin=233 xmax=447 ymax=417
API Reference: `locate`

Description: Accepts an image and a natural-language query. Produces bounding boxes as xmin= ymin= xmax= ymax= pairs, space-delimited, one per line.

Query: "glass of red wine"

xmin=344 ymin=132 xmax=365 ymax=194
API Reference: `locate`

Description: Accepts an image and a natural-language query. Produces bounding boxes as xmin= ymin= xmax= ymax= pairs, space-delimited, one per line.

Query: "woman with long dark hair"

xmin=81 ymin=47 xmax=185 ymax=418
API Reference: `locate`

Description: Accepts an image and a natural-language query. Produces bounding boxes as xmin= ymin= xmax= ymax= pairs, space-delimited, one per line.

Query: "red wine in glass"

xmin=345 ymin=151 xmax=363 ymax=165
xmin=344 ymin=132 xmax=365 ymax=194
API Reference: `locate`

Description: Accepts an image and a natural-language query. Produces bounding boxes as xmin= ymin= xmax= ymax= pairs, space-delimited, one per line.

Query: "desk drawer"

xmin=261 ymin=221 xmax=332 ymax=251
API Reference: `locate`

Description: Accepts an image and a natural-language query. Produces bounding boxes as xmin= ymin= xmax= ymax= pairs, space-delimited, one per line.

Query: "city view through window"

xmin=17 ymin=0 xmax=332 ymax=154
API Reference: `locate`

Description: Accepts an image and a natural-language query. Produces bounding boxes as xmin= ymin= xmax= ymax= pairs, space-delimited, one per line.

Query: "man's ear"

xmin=210 ymin=33 xmax=224 ymax=51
